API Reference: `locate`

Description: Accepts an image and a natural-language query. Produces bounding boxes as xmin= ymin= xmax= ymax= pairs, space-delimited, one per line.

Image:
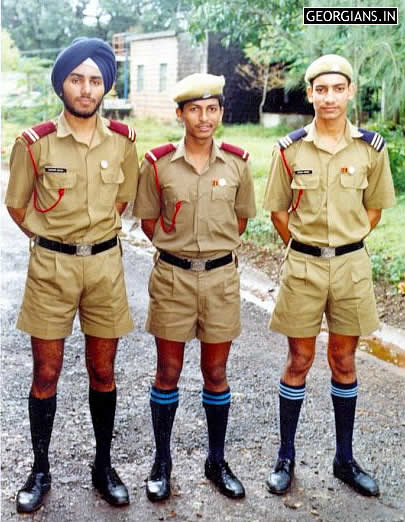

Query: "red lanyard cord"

xmin=151 ymin=160 xmax=182 ymax=233
xmin=280 ymin=148 xmax=303 ymax=212
xmin=26 ymin=143 xmax=64 ymax=213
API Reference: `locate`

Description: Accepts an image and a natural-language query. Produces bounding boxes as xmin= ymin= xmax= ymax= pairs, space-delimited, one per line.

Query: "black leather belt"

xmin=159 ymin=251 xmax=233 ymax=271
xmin=36 ymin=236 xmax=118 ymax=256
xmin=291 ymin=239 xmax=364 ymax=258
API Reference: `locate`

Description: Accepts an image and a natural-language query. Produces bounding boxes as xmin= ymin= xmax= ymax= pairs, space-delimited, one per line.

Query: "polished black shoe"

xmin=333 ymin=456 xmax=379 ymax=496
xmin=205 ymin=459 xmax=245 ymax=499
xmin=266 ymin=458 xmax=295 ymax=495
xmin=16 ymin=470 xmax=51 ymax=513
xmin=146 ymin=459 xmax=172 ymax=502
xmin=91 ymin=465 xmax=129 ymax=506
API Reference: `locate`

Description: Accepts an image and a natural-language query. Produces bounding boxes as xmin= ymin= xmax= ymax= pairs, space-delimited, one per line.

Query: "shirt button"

xmin=101 ymin=160 xmax=109 ymax=169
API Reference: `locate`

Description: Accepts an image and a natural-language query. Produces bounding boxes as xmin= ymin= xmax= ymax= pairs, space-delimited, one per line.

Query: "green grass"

xmin=366 ymin=194 xmax=405 ymax=258
xmin=2 ymin=116 xmax=404 ymax=278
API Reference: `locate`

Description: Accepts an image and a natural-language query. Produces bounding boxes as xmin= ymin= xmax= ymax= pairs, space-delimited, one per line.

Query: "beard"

xmin=62 ymin=95 xmax=103 ymax=119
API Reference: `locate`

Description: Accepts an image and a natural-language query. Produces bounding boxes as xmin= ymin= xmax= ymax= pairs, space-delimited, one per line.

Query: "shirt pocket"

xmin=99 ymin=165 xmax=125 ymax=205
xmin=42 ymin=169 xmax=77 ymax=189
xmin=340 ymin=168 xmax=368 ymax=189
xmin=291 ymin=171 xmax=320 ymax=212
xmin=162 ymin=188 xmax=190 ymax=228
xmin=211 ymin=185 xmax=237 ymax=202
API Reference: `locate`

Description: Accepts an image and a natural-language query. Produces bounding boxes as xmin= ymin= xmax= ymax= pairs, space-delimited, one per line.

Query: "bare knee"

xmin=88 ymin=362 xmax=115 ymax=389
xmin=32 ymin=362 xmax=61 ymax=397
xmin=284 ymin=352 xmax=314 ymax=382
xmin=201 ymin=364 xmax=227 ymax=390
xmin=155 ymin=362 xmax=182 ymax=389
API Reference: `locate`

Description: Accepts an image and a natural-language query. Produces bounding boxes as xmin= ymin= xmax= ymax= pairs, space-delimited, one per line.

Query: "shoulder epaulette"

xmin=108 ymin=120 xmax=136 ymax=142
xmin=145 ymin=144 xmax=177 ymax=163
xmin=220 ymin=142 xmax=249 ymax=161
xmin=22 ymin=121 xmax=57 ymax=145
xmin=278 ymin=128 xmax=307 ymax=150
xmin=358 ymin=128 xmax=385 ymax=152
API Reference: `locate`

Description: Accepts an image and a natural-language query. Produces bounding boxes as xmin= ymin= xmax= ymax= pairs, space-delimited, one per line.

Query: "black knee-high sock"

xmin=331 ymin=379 xmax=358 ymax=462
xmin=89 ymin=387 xmax=116 ymax=469
xmin=202 ymin=388 xmax=231 ymax=464
xmin=29 ymin=393 xmax=57 ymax=474
xmin=278 ymin=381 xmax=306 ymax=461
xmin=150 ymin=386 xmax=179 ymax=464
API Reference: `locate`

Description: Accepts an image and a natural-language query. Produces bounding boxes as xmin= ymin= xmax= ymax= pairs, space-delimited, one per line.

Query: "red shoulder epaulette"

xmin=22 ymin=121 xmax=57 ymax=145
xmin=220 ymin=142 xmax=249 ymax=161
xmin=108 ymin=120 xmax=136 ymax=142
xmin=145 ymin=144 xmax=176 ymax=164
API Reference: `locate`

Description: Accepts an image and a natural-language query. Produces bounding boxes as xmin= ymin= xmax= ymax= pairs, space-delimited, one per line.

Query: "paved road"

xmin=1 ymin=206 xmax=404 ymax=522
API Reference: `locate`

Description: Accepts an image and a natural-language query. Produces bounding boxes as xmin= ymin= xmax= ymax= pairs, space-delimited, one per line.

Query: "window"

xmin=159 ymin=63 xmax=168 ymax=92
xmin=137 ymin=65 xmax=144 ymax=92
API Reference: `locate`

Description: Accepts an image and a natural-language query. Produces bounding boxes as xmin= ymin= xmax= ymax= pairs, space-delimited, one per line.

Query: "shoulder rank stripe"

xmin=220 ymin=142 xmax=249 ymax=160
xmin=108 ymin=120 xmax=136 ymax=142
xmin=22 ymin=121 xmax=57 ymax=145
xmin=278 ymin=128 xmax=307 ymax=150
xmin=358 ymin=128 xmax=385 ymax=152
xmin=145 ymin=144 xmax=176 ymax=163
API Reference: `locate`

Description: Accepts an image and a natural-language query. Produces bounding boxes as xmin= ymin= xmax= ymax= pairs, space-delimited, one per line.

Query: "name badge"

xmin=294 ymin=169 xmax=313 ymax=175
xmin=45 ymin=167 xmax=67 ymax=173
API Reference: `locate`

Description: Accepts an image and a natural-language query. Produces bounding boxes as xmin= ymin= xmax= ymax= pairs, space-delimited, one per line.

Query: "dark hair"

xmin=177 ymin=95 xmax=224 ymax=111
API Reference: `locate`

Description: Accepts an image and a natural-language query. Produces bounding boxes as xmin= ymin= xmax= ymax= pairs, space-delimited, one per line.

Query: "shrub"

xmin=366 ymin=122 xmax=405 ymax=194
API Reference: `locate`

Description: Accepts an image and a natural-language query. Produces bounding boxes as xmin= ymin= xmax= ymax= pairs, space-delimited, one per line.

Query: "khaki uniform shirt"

xmin=263 ymin=120 xmax=396 ymax=247
xmin=6 ymin=113 xmax=139 ymax=243
xmin=133 ymin=139 xmax=256 ymax=257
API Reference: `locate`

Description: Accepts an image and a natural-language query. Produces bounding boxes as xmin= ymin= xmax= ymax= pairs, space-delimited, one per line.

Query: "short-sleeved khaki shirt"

xmin=133 ymin=139 xmax=256 ymax=257
xmin=263 ymin=120 xmax=396 ymax=247
xmin=6 ymin=113 xmax=139 ymax=243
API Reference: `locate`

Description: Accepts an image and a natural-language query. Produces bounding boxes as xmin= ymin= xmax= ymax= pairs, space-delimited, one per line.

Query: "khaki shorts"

xmin=146 ymin=256 xmax=241 ymax=343
xmin=17 ymin=243 xmax=134 ymax=340
xmin=270 ymin=247 xmax=379 ymax=337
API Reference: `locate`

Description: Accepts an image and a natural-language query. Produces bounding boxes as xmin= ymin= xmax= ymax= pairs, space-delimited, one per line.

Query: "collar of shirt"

xmin=171 ymin=138 xmax=227 ymax=165
xmin=303 ymin=119 xmax=363 ymax=154
xmin=56 ymin=112 xmax=112 ymax=148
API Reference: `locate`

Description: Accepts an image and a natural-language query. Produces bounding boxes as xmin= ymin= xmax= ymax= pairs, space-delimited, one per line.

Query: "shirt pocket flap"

xmin=291 ymin=173 xmax=319 ymax=190
xmin=211 ymin=186 xmax=237 ymax=201
xmin=100 ymin=168 xmax=125 ymax=184
xmin=43 ymin=169 xmax=77 ymax=189
xmin=340 ymin=169 xmax=368 ymax=189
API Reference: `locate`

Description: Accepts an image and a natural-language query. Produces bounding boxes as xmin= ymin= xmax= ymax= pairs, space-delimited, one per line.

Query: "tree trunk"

xmin=259 ymin=63 xmax=270 ymax=124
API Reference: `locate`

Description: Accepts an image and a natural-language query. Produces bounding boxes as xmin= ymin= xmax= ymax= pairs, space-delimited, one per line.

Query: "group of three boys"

xmin=5 ymin=37 xmax=395 ymax=513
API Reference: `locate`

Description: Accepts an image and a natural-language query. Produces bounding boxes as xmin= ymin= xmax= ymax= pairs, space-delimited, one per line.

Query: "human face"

xmin=176 ymin=98 xmax=224 ymax=140
xmin=62 ymin=62 xmax=105 ymax=119
xmin=307 ymin=74 xmax=355 ymax=122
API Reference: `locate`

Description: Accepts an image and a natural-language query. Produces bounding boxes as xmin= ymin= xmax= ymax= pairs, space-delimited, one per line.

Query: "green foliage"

xmin=244 ymin=216 xmax=281 ymax=246
xmin=366 ymin=122 xmax=405 ymax=194
xmin=1 ymin=30 xmax=20 ymax=71
xmin=370 ymin=253 xmax=405 ymax=288
xmin=370 ymin=253 xmax=386 ymax=281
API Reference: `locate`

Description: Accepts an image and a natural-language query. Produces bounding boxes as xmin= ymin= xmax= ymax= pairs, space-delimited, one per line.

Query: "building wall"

xmin=177 ymin=33 xmax=208 ymax=80
xmin=130 ymin=33 xmax=178 ymax=120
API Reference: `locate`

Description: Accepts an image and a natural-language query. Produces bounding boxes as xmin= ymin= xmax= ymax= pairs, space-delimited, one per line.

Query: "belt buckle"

xmin=76 ymin=244 xmax=92 ymax=256
xmin=320 ymin=247 xmax=335 ymax=258
xmin=190 ymin=259 xmax=206 ymax=271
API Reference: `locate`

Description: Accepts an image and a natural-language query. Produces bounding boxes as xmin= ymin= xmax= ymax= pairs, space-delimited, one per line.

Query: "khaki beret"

xmin=172 ymin=73 xmax=225 ymax=104
xmin=305 ymin=54 xmax=353 ymax=84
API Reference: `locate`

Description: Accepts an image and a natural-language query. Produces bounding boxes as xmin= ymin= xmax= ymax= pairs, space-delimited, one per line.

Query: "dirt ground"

xmin=1 ymin=208 xmax=405 ymax=522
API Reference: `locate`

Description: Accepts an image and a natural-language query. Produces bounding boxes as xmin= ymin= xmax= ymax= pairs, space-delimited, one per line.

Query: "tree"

xmin=1 ymin=30 xmax=20 ymax=71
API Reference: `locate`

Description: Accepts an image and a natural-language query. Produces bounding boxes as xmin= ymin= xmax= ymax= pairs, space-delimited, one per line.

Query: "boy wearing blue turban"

xmin=6 ymin=38 xmax=139 ymax=512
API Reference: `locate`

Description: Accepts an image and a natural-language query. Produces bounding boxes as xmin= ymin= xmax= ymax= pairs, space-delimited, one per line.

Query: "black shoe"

xmin=146 ymin=459 xmax=172 ymax=502
xmin=16 ymin=470 xmax=51 ymax=513
xmin=205 ymin=459 xmax=245 ymax=499
xmin=333 ymin=456 xmax=379 ymax=497
xmin=266 ymin=458 xmax=295 ymax=495
xmin=91 ymin=465 xmax=129 ymax=506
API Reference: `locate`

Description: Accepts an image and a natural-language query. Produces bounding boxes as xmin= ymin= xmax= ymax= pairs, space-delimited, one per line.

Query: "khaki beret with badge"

xmin=305 ymin=54 xmax=353 ymax=84
xmin=172 ymin=73 xmax=225 ymax=104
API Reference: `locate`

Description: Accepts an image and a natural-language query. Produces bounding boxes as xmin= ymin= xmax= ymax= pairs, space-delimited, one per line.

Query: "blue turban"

xmin=51 ymin=37 xmax=117 ymax=97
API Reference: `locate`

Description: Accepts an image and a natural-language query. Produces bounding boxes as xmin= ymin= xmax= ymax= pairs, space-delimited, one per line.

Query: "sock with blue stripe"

xmin=331 ymin=379 xmax=358 ymax=462
xmin=278 ymin=381 xmax=306 ymax=461
xmin=202 ymin=387 xmax=231 ymax=464
xmin=150 ymin=385 xmax=179 ymax=463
